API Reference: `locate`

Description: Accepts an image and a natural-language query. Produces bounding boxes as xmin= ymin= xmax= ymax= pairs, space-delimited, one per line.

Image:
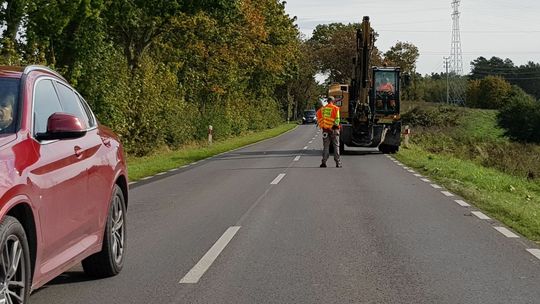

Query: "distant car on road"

xmin=302 ymin=110 xmax=317 ymax=124
xmin=0 ymin=66 xmax=128 ymax=303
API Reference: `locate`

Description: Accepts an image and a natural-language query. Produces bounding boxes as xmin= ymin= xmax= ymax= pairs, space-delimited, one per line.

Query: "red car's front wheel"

xmin=0 ymin=216 xmax=31 ymax=304
xmin=82 ymin=185 xmax=127 ymax=278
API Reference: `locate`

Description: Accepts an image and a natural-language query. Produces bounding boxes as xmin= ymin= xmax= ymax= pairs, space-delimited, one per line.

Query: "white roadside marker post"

xmin=403 ymin=125 xmax=411 ymax=148
xmin=208 ymin=125 xmax=213 ymax=145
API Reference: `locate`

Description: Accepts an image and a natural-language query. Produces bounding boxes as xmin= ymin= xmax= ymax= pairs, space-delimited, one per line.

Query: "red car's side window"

xmin=33 ymin=79 xmax=63 ymax=135
xmin=55 ymin=82 xmax=91 ymax=129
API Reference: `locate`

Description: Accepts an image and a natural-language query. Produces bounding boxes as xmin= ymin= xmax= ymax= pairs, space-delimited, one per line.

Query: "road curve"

xmin=30 ymin=125 xmax=540 ymax=304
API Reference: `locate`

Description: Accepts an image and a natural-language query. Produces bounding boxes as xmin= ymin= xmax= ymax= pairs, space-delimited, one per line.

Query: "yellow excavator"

xmin=328 ymin=16 xmax=401 ymax=154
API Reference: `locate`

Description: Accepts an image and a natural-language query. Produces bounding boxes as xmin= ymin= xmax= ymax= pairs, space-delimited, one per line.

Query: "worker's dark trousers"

xmin=322 ymin=130 xmax=341 ymax=165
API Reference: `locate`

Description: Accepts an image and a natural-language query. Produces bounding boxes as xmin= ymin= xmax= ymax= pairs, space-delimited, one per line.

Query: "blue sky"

xmin=284 ymin=0 xmax=540 ymax=75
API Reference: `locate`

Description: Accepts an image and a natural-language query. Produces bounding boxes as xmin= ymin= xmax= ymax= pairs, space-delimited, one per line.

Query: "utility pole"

xmin=444 ymin=57 xmax=450 ymax=104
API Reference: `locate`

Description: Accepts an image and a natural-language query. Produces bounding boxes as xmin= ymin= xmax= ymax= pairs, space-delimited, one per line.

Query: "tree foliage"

xmin=498 ymin=94 xmax=540 ymax=143
xmin=308 ymin=23 xmax=382 ymax=83
xmin=0 ymin=0 xmax=302 ymax=155
xmin=383 ymin=42 xmax=419 ymax=75
xmin=470 ymin=56 xmax=540 ymax=100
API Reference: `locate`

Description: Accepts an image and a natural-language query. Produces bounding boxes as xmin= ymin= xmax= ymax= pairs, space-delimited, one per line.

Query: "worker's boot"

xmin=320 ymin=163 xmax=327 ymax=168
xmin=336 ymin=162 xmax=342 ymax=168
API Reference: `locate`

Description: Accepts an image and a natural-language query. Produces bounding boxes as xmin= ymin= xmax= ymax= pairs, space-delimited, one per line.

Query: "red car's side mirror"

xmin=36 ymin=112 xmax=87 ymax=141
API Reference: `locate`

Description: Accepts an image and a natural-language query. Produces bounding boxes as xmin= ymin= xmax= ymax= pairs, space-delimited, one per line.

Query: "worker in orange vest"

xmin=377 ymin=77 xmax=395 ymax=93
xmin=316 ymin=96 xmax=342 ymax=168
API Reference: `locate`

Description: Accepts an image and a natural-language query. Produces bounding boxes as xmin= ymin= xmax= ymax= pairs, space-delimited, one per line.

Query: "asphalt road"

xmin=30 ymin=125 xmax=540 ymax=304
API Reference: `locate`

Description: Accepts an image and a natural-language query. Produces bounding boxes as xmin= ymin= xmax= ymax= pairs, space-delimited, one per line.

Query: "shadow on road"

xmin=47 ymin=271 xmax=97 ymax=286
xmin=31 ymin=270 xmax=97 ymax=295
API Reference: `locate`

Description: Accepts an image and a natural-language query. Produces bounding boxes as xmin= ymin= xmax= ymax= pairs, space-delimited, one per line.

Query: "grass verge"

xmin=128 ymin=124 xmax=297 ymax=181
xmin=396 ymin=145 xmax=540 ymax=242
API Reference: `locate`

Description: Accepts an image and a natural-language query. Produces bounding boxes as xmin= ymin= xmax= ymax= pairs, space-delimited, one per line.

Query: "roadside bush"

xmin=402 ymin=105 xmax=462 ymax=128
xmin=498 ymin=95 xmax=540 ymax=143
xmin=467 ymin=76 xmax=512 ymax=109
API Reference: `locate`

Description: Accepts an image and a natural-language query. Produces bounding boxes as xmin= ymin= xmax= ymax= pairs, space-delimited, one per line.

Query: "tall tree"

xmin=383 ymin=41 xmax=419 ymax=75
xmin=309 ymin=23 xmax=382 ymax=83
xmin=0 ymin=0 xmax=27 ymax=63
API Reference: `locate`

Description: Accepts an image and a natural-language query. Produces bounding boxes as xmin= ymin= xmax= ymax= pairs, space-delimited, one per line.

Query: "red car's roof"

xmin=0 ymin=66 xmax=24 ymax=78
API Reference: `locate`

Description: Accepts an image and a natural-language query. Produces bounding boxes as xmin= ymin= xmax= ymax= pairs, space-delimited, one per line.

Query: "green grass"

xmin=397 ymin=143 xmax=540 ymax=242
xmin=127 ymin=124 xmax=297 ymax=181
xmin=398 ymin=104 xmax=540 ymax=242
xmin=454 ymin=108 xmax=506 ymax=142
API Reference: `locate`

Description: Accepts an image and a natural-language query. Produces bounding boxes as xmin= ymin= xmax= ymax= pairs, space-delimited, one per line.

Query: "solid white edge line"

xmin=179 ymin=226 xmax=241 ymax=284
xmin=293 ymin=156 xmax=301 ymax=162
xmin=141 ymin=176 xmax=152 ymax=180
xmin=271 ymin=173 xmax=286 ymax=185
xmin=441 ymin=191 xmax=454 ymax=197
xmin=526 ymin=249 xmax=540 ymax=260
xmin=128 ymin=182 xmax=137 ymax=185
xmin=472 ymin=211 xmax=490 ymax=220
xmin=454 ymin=199 xmax=470 ymax=207
xmin=169 ymin=168 xmax=178 ymax=172
xmin=156 ymin=172 xmax=167 ymax=176
xmin=493 ymin=227 xmax=520 ymax=238
xmin=421 ymin=178 xmax=431 ymax=183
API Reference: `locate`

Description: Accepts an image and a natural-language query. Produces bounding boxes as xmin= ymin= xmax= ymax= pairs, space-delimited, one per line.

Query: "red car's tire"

xmin=82 ymin=185 xmax=127 ymax=278
xmin=0 ymin=216 xmax=31 ymax=304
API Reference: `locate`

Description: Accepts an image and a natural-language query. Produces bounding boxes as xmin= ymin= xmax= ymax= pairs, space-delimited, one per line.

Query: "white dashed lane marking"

xmin=431 ymin=184 xmax=442 ymax=189
xmin=472 ymin=211 xmax=490 ymax=220
xmin=455 ymin=200 xmax=470 ymax=207
xmin=494 ymin=227 xmax=520 ymax=238
xmin=179 ymin=226 xmax=241 ymax=284
xmin=303 ymin=146 xmax=308 ymax=150
xmin=414 ymin=174 xmax=422 ymax=177
xmin=271 ymin=173 xmax=286 ymax=185
xmin=441 ymin=191 xmax=454 ymax=197
xmin=421 ymin=178 xmax=431 ymax=183
xmin=293 ymin=156 xmax=301 ymax=162
xmin=527 ymin=249 xmax=540 ymax=260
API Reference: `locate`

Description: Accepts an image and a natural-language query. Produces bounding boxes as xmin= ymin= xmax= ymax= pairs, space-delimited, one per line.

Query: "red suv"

xmin=0 ymin=66 xmax=128 ymax=303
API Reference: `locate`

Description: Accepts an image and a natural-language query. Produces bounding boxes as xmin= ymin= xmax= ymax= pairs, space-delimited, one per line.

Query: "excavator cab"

xmin=372 ymin=68 xmax=400 ymax=116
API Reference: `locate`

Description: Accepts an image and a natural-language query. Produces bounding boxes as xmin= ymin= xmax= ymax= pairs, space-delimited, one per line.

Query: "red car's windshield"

xmin=0 ymin=78 xmax=20 ymax=135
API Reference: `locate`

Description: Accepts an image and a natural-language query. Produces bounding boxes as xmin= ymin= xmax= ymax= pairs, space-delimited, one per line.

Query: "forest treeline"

xmin=2 ymin=2 xmax=538 ymax=152
xmin=0 ymin=0 xmax=312 ymax=155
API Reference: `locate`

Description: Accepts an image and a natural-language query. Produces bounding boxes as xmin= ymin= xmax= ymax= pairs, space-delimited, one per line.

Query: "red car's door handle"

xmin=74 ymin=146 xmax=83 ymax=157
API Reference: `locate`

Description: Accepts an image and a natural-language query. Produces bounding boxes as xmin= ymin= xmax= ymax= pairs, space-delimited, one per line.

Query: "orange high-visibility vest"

xmin=317 ymin=103 xmax=340 ymax=130
xmin=377 ymin=83 xmax=395 ymax=92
